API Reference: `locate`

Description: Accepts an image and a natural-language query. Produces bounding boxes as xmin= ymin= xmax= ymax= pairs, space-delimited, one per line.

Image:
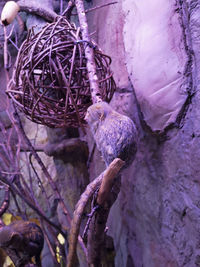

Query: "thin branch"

xmin=0 ymin=173 xmax=66 ymax=238
xmin=0 ymin=185 xmax=10 ymax=216
xmin=72 ymin=2 xmax=118 ymax=15
xmin=12 ymin=107 xmax=87 ymax=259
xmin=87 ymin=160 xmax=125 ymax=266
xmin=29 ymin=153 xmax=51 ymax=210
xmin=20 ymin=144 xmax=45 ymax=152
xmin=10 ymin=188 xmax=23 ymax=217
xmin=60 ymin=0 xmax=63 ymax=15
xmin=62 ymin=0 xmax=75 ymax=20
xmin=75 ymin=0 xmax=102 ymax=103
xmin=40 ymin=220 xmax=58 ymax=265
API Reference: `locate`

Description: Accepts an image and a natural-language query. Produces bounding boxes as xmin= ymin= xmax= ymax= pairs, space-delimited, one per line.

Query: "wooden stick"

xmin=97 ymin=158 xmax=125 ymax=205
xmin=87 ymin=159 xmax=124 ymax=266
xmin=67 ymin=158 xmax=124 ymax=267
xmin=75 ymin=0 xmax=102 ymax=103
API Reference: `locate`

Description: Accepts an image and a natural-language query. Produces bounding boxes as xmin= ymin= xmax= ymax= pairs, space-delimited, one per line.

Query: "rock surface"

xmin=1 ymin=0 xmax=200 ymax=266
xmin=87 ymin=0 xmax=200 ymax=266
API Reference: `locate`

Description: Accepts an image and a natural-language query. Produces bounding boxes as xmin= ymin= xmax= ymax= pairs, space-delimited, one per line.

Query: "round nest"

xmin=7 ymin=17 xmax=116 ymax=128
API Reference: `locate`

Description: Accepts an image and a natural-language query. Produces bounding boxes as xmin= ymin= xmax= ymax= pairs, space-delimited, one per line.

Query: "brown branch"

xmin=12 ymin=107 xmax=72 ymax=226
xmin=67 ymin=172 xmax=103 ymax=267
xmin=12 ymin=108 xmax=87 ymax=259
xmin=67 ymin=158 xmax=124 ymax=267
xmin=97 ymin=158 xmax=124 ymax=205
xmin=19 ymin=144 xmax=45 ymax=152
xmin=87 ymin=159 xmax=124 ymax=266
xmin=17 ymin=0 xmax=57 ymax=22
xmin=0 ymin=185 xmax=10 ymax=216
xmin=75 ymin=0 xmax=102 ymax=103
xmin=3 ymin=26 xmax=10 ymax=85
xmin=29 ymin=153 xmax=51 ymax=210
xmin=62 ymin=0 xmax=75 ymax=20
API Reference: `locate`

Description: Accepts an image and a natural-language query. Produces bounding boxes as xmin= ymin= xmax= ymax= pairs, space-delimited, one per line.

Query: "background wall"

xmin=0 ymin=0 xmax=200 ymax=266
xmin=87 ymin=0 xmax=200 ymax=266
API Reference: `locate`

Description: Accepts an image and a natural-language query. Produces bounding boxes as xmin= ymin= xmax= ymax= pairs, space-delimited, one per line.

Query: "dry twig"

xmin=67 ymin=158 xmax=124 ymax=267
xmin=72 ymin=2 xmax=118 ymax=15
xmin=97 ymin=158 xmax=125 ymax=206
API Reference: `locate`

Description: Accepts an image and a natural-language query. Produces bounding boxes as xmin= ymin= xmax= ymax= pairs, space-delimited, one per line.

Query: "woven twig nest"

xmin=7 ymin=17 xmax=116 ymax=128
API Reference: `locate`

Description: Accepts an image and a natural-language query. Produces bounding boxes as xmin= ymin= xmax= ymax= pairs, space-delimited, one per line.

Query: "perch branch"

xmin=0 ymin=185 xmax=10 ymax=216
xmin=3 ymin=26 xmax=11 ymax=85
xmin=75 ymin=0 xmax=102 ymax=103
xmin=17 ymin=0 xmax=57 ymax=22
xmin=62 ymin=0 xmax=75 ymax=20
xmin=67 ymin=158 xmax=124 ymax=267
xmin=67 ymin=172 xmax=103 ymax=267
xmin=97 ymin=158 xmax=125 ymax=205
xmin=87 ymin=159 xmax=124 ymax=266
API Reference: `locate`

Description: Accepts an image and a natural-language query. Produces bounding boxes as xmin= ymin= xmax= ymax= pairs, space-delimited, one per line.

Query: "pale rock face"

xmin=123 ymin=0 xmax=189 ymax=131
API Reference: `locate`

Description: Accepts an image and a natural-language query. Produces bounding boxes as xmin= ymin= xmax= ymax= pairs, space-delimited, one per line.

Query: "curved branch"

xmin=67 ymin=158 xmax=124 ymax=267
xmin=17 ymin=0 xmax=57 ymax=22
xmin=0 ymin=185 xmax=10 ymax=217
xmin=67 ymin=172 xmax=103 ymax=267
xmin=12 ymin=107 xmax=72 ymax=226
xmin=0 ymin=173 xmax=66 ymax=238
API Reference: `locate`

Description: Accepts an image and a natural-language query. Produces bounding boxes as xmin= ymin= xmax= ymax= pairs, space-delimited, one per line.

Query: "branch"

xmin=17 ymin=0 xmax=57 ymax=22
xmin=97 ymin=158 xmax=124 ymax=205
xmin=87 ymin=160 xmax=124 ymax=266
xmin=0 ymin=173 xmax=66 ymax=238
xmin=12 ymin=107 xmax=72 ymax=226
xmin=75 ymin=0 xmax=102 ymax=103
xmin=0 ymin=185 xmax=10 ymax=217
xmin=12 ymin=108 xmax=87 ymax=259
xmin=67 ymin=158 xmax=124 ymax=267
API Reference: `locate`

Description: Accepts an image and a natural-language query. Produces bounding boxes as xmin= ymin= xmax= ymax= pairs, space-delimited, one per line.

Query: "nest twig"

xmin=7 ymin=17 xmax=115 ymax=128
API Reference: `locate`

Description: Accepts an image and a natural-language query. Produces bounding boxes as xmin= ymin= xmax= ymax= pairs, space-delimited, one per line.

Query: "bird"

xmin=0 ymin=220 xmax=44 ymax=267
xmin=85 ymin=101 xmax=138 ymax=166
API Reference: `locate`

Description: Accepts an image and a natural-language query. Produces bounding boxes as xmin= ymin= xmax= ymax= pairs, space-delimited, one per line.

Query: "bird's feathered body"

xmin=85 ymin=102 xmax=138 ymax=166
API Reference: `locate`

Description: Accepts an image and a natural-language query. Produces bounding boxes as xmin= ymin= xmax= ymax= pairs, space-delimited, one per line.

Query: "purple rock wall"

xmin=87 ymin=0 xmax=200 ymax=266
